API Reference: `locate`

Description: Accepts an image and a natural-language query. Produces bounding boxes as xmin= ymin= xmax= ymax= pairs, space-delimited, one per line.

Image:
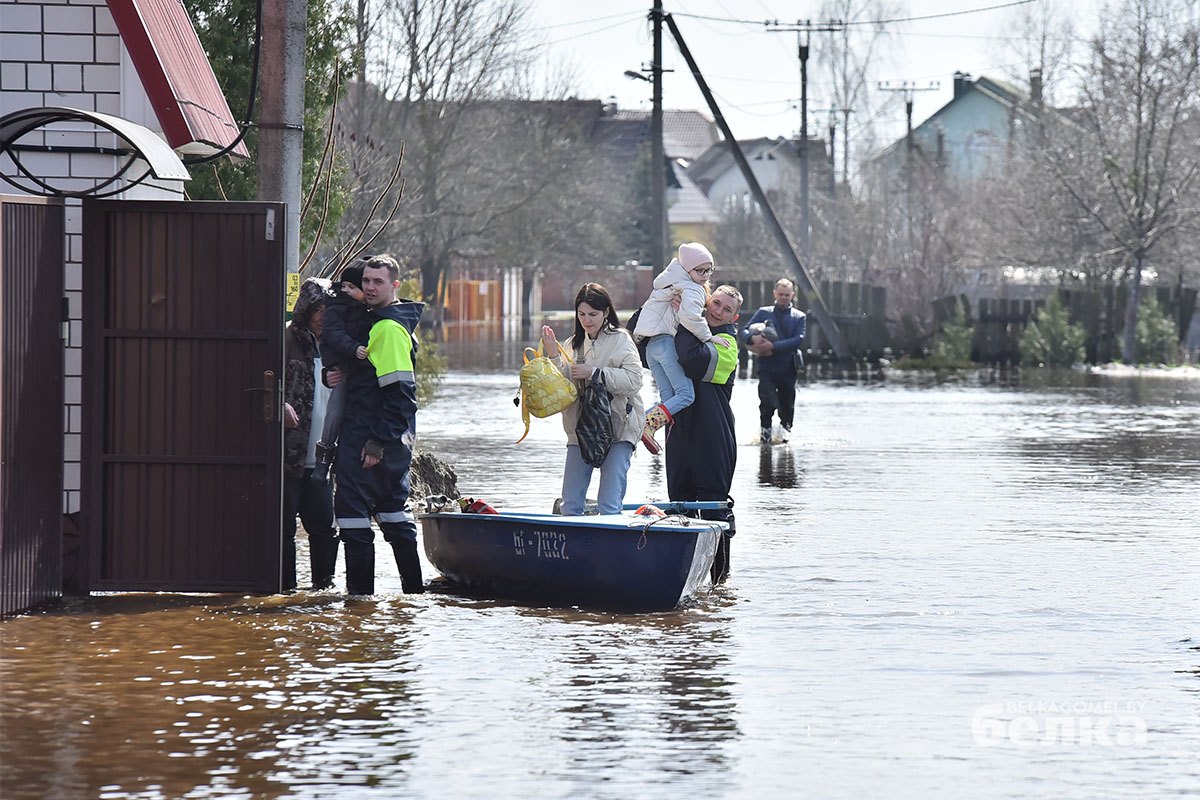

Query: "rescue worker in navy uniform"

xmin=665 ymin=285 xmax=743 ymax=583
xmin=333 ymin=254 xmax=425 ymax=595
xmin=741 ymin=277 xmax=806 ymax=442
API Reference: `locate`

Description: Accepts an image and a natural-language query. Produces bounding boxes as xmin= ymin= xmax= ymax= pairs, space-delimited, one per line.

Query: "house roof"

xmin=597 ymin=109 xmax=719 ymax=160
xmin=688 ymin=138 xmax=786 ymax=193
xmin=874 ymin=73 xmax=1039 ymax=163
xmin=667 ymin=161 xmax=720 ymax=225
xmin=105 ymin=0 xmax=248 ymax=157
xmin=686 ymin=137 xmax=829 ymax=196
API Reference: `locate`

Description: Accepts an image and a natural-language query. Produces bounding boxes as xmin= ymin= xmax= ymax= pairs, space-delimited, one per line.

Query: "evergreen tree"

xmin=1020 ymin=294 xmax=1085 ymax=367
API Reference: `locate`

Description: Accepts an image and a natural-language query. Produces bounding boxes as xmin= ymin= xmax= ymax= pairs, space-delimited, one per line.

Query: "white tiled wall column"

xmin=2 ymin=0 xmax=185 ymax=513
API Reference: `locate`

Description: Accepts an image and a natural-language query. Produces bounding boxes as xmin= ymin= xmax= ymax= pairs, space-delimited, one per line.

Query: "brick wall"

xmin=1 ymin=0 xmax=185 ymax=513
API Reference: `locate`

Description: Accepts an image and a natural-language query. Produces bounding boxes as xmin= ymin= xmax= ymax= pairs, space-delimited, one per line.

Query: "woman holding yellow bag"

xmin=542 ymin=283 xmax=644 ymax=515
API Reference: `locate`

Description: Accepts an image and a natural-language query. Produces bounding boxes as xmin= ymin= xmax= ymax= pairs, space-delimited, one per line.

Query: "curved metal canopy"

xmin=0 ymin=106 xmax=190 ymax=198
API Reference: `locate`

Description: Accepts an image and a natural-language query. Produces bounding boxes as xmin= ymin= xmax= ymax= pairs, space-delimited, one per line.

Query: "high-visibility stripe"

xmin=702 ymin=343 xmax=719 ymax=382
xmin=377 ymin=510 xmax=415 ymax=523
xmin=377 ymin=370 xmax=415 ymax=387
xmin=337 ymin=517 xmax=373 ymax=528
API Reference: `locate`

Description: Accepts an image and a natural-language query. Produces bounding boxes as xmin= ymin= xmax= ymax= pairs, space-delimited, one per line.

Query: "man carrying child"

xmin=333 ymin=255 xmax=425 ymax=595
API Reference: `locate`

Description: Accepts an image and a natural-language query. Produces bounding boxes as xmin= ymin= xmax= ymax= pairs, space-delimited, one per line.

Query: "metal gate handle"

xmin=243 ymin=370 xmax=279 ymax=422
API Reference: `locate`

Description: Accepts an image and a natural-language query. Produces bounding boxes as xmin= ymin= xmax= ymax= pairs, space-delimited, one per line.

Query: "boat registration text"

xmin=512 ymin=530 xmax=570 ymax=560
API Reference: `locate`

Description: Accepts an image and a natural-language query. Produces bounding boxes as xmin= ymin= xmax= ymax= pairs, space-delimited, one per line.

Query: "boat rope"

xmin=634 ymin=514 xmax=693 ymax=550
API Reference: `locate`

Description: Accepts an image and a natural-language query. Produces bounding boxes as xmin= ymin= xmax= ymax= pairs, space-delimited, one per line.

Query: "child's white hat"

xmin=678 ymin=242 xmax=713 ymax=271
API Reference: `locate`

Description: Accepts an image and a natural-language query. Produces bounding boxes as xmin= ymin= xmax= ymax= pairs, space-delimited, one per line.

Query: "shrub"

xmin=1020 ymin=294 xmax=1086 ymax=367
xmin=1130 ymin=294 xmax=1179 ymax=365
xmin=930 ymin=304 xmax=974 ymax=364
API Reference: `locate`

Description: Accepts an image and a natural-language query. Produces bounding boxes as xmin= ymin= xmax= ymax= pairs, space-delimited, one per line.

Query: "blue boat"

xmin=419 ymin=505 xmax=726 ymax=611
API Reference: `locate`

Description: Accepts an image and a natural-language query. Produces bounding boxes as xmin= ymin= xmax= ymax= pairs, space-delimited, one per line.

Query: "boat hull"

xmin=420 ymin=512 xmax=722 ymax=611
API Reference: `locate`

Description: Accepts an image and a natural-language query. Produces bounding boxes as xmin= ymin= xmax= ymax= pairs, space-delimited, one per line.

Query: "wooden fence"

xmin=932 ymin=285 xmax=1198 ymax=363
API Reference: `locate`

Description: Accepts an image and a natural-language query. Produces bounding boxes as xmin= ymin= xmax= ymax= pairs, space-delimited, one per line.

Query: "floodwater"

xmin=3 ymin=343 xmax=1199 ymax=798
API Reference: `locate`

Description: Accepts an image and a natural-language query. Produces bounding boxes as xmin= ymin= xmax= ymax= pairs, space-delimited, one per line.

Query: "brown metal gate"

xmin=0 ymin=195 xmax=65 ymax=617
xmin=81 ymin=200 xmax=285 ymax=592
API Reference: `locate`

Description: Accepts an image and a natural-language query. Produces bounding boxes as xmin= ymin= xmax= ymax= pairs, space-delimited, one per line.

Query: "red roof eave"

xmin=105 ymin=0 xmax=249 ymax=159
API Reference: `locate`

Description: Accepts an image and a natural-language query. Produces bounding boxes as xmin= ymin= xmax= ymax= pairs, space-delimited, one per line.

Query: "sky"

xmin=525 ymin=0 xmax=1104 ymax=154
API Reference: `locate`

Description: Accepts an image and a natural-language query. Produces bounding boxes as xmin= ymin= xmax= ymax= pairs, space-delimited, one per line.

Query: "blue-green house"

xmin=874 ymin=71 xmax=1044 ymax=185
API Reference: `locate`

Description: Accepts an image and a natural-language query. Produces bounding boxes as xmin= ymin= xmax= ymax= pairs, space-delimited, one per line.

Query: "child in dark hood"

xmin=313 ymin=262 xmax=371 ymax=482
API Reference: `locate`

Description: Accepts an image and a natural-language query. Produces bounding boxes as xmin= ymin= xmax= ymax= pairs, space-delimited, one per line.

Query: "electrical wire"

xmin=182 ymin=0 xmax=262 ymax=165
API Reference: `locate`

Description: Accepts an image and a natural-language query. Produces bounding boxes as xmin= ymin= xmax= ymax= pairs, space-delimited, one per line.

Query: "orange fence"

xmin=446 ymin=279 xmax=502 ymax=322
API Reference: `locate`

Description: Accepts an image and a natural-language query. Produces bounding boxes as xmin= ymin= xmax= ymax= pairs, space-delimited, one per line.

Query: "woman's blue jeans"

xmin=560 ymin=441 xmax=634 ymax=515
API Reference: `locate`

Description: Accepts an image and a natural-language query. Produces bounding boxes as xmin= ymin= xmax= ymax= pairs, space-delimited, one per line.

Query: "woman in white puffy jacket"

xmin=541 ymin=283 xmax=644 ymax=515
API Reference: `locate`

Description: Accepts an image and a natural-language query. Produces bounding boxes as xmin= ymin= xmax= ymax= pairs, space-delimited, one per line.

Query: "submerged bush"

xmin=1128 ymin=294 xmax=1179 ymax=365
xmin=930 ymin=304 xmax=975 ymax=365
xmin=1020 ymin=294 xmax=1086 ymax=367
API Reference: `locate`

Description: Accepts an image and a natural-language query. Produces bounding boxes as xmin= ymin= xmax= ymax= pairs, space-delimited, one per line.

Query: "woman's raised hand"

xmin=541 ymin=324 xmax=559 ymax=358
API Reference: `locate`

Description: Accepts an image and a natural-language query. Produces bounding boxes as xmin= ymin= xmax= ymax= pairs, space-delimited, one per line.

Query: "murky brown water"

xmin=3 ymin=355 xmax=1199 ymax=798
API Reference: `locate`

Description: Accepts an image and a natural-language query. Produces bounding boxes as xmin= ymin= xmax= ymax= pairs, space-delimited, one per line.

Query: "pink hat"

xmin=678 ymin=242 xmax=713 ymax=271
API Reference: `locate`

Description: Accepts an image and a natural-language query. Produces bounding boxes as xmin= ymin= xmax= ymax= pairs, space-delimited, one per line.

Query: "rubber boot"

xmin=392 ymin=540 xmax=425 ymax=594
xmin=640 ymin=403 xmax=673 ymax=454
xmin=705 ymin=510 xmax=734 ymax=584
xmin=309 ymin=535 xmax=339 ymax=590
xmin=343 ymin=540 xmax=375 ymax=595
xmin=281 ymin=535 xmax=298 ymax=592
xmin=711 ymin=534 xmax=731 ymax=584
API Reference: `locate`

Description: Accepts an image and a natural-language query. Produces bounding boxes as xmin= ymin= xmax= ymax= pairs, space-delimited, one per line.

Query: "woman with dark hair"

xmin=541 ymin=283 xmax=644 ymax=515
xmin=282 ymin=278 xmax=341 ymax=590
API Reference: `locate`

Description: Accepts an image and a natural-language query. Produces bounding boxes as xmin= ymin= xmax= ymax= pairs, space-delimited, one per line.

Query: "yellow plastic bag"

xmin=515 ymin=343 xmax=576 ymax=443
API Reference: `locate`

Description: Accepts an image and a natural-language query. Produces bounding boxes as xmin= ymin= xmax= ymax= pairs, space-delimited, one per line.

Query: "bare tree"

xmin=329 ymin=0 xmax=626 ymax=308
xmin=815 ymin=0 xmax=902 ymax=186
xmin=994 ymin=0 xmax=1078 ymax=107
xmin=1043 ymin=0 xmax=1200 ymax=362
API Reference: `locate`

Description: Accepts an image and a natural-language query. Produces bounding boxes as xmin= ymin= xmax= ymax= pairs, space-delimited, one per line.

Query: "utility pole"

xmin=767 ymin=19 xmax=844 ymax=261
xmin=650 ymin=0 xmax=666 ymax=271
xmin=878 ymin=81 xmax=938 ymax=165
xmin=828 ymin=115 xmax=837 ymax=197
xmin=879 ymin=81 xmax=937 ymax=210
xmin=664 ymin=13 xmax=851 ymax=360
xmin=258 ymin=0 xmax=308 ymax=274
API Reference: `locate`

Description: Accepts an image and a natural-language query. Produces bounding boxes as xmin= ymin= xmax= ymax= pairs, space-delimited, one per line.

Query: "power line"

xmin=535 ymin=15 xmax=645 ymax=47
xmin=529 ymin=10 xmax=646 ymax=31
xmin=669 ymin=0 xmax=1038 ymax=29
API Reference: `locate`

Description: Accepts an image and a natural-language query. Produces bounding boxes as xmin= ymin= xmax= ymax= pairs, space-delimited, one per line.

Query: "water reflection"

xmin=4 ymin=357 xmax=1199 ymax=799
xmin=546 ymin=609 xmax=739 ymax=793
xmin=758 ymin=445 xmax=803 ymax=489
xmin=0 ymin=594 xmax=424 ymax=799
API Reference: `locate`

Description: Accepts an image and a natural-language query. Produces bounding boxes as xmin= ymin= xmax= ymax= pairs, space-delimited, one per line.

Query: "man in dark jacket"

xmin=666 ymin=285 xmax=742 ymax=583
xmin=741 ymin=278 xmax=806 ymax=442
xmin=334 ymin=255 xmax=425 ymax=595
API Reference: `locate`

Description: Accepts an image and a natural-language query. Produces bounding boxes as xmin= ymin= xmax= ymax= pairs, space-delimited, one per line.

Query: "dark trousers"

xmin=334 ymin=440 xmax=422 ymax=595
xmin=283 ymin=469 xmax=339 ymax=590
xmin=758 ymin=371 xmax=797 ymax=429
